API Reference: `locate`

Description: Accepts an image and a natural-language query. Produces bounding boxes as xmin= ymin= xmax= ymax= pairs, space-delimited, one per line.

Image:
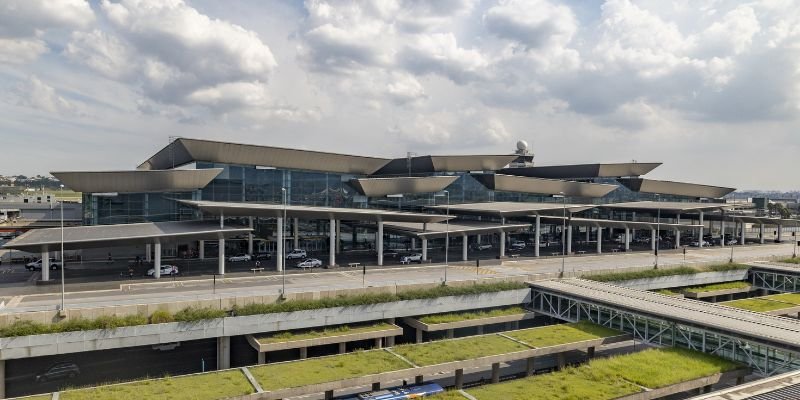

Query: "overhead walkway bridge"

xmin=529 ymin=279 xmax=800 ymax=376
xmin=747 ymin=263 xmax=800 ymax=293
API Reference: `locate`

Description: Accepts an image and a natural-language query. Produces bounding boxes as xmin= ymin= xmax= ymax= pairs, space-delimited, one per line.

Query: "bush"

xmin=173 ymin=307 xmax=227 ymax=322
xmin=149 ymin=310 xmax=175 ymax=324
xmin=584 ymin=263 xmax=749 ymax=282
xmin=0 ymin=320 xmax=49 ymax=337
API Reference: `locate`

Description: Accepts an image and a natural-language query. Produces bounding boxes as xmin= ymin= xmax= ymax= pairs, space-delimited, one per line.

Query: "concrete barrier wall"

xmin=0 ymin=288 xmax=531 ymax=361
xmin=604 ymin=270 xmax=749 ymax=291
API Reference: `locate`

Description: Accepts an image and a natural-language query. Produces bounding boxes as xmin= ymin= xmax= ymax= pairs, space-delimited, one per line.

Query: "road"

xmin=0 ymin=243 xmax=794 ymax=315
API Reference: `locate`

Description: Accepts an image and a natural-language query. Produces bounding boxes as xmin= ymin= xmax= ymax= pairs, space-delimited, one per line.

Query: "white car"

xmin=472 ymin=243 xmax=492 ymax=251
xmin=147 ymin=265 xmax=179 ymax=276
xmin=228 ymin=254 xmax=251 ymax=262
xmin=286 ymin=249 xmax=307 ymax=260
xmin=25 ymin=258 xmax=60 ymax=271
xmin=725 ymin=239 xmax=739 ymax=246
xmin=296 ymin=258 xmax=322 ymax=269
xmin=510 ymin=241 xmax=526 ymax=250
xmin=400 ymin=253 xmax=423 ymax=264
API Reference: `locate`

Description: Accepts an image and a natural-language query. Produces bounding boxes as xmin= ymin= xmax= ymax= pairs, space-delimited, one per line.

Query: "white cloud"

xmin=399 ymin=33 xmax=489 ymax=84
xmin=64 ymin=30 xmax=133 ymax=79
xmin=485 ymin=0 xmax=577 ymax=51
xmin=15 ymin=76 xmax=80 ymax=115
xmin=0 ymin=38 xmax=47 ymax=64
xmin=0 ymin=0 xmax=93 ymax=38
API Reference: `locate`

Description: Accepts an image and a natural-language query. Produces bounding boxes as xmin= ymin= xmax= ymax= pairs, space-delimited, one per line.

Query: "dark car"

xmin=255 ymin=252 xmax=272 ymax=261
xmin=36 ymin=362 xmax=80 ymax=382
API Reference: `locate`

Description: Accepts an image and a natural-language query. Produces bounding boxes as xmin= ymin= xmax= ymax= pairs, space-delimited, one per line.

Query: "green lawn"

xmin=654 ymin=288 xmax=679 ymax=296
xmin=682 ymin=281 xmax=751 ymax=293
xmin=59 ymin=370 xmax=253 ymax=400
xmin=249 ymin=350 xmax=409 ymax=391
xmin=505 ymin=321 xmax=620 ymax=348
xmin=431 ymin=391 xmax=468 ymax=399
xmin=418 ymin=307 xmax=526 ymax=325
xmin=584 ymin=263 xmax=749 ymax=282
xmin=721 ymin=298 xmax=796 ymax=312
xmin=765 ymin=293 xmax=800 ymax=305
xmin=255 ymin=322 xmax=395 ymax=345
xmin=391 ymin=335 xmax=529 ymax=366
xmin=780 ymin=258 xmax=800 ymax=264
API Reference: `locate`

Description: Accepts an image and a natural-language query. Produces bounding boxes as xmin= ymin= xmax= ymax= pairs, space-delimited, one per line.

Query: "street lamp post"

xmin=59 ymin=185 xmax=66 ymax=314
xmin=435 ymin=190 xmax=450 ymax=284
xmin=655 ymin=194 xmax=660 ymax=269
xmin=558 ymin=192 xmax=566 ymax=278
xmin=281 ymin=187 xmax=287 ymax=299
xmin=730 ymin=194 xmax=735 ymax=263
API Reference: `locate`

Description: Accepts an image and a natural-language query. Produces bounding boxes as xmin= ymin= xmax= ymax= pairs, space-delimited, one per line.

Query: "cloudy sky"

xmin=1 ymin=0 xmax=798 ymax=190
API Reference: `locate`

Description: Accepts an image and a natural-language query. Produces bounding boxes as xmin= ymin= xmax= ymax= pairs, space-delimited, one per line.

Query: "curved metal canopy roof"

xmin=599 ymin=201 xmax=733 ymax=213
xmin=1 ymin=221 xmax=250 ymax=252
xmin=535 ymin=216 xmax=701 ymax=230
xmin=179 ymin=200 xmax=452 ymax=223
xmin=382 ymin=221 xmax=530 ymax=239
xmin=617 ymin=178 xmax=735 ymax=199
xmin=429 ymin=201 xmax=596 ymax=217
xmin=349 ymin=176 xmax=459 ymax=197
xmin=471 ymin=174 xmax=617 ymax=198
xmin=51 ymin=169 xmax=223 ymax=193
xmin=499 ymin=162 xmax=661 ymax=179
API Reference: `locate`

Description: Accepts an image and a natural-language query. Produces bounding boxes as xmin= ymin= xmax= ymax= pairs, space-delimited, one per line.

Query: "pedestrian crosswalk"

xmin=448 ymin=265 xmax=496 ymax=275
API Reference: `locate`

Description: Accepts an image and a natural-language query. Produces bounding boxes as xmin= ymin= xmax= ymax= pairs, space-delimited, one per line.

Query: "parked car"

xmin=689 ymin=240 xmax=711 ymax=247
xmin=146 ymin=265 xmax=179 ymax=276
xmin=400 ymin=253 xmax=423 ymax=264
xmin=510 ymin=240 xmax=526 ymax=250
xmin=296 ymin=258 xmax=322 ymax=269
xmin=382 ymin=249 xmax=399 ymax=258
xmin=726 ymin=238 xmax=739 ymax=246
xmin=254 ymin=252 xmax=272 ymax=261
xmin=286 ymin=249 xmax=307 ymax=260
xmin=25 ymin=258 xmax=60 ymax=271
xmin=36 ymin=362 xmax=80 ymax=382
xmin=228 ymin=254 xmax=251 ymax=262
xmin=471 ymin=243 xmax=492 ymax=251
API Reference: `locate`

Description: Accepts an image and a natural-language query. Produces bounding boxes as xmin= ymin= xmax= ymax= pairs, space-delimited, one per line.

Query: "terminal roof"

xmin=535 ymin=216 xmax=701 ymax=230
xmin=599 ymin=201 xmax=733 ymax=213
xmin=382 ymin=221 xmax=530 ymax=239
xmin=179 ymin=200 xmax=452 ymax=223
xmin=1 ymin=221 xmax=250 ymax=252
xmin=429 ymin=201 xmax=595 ymax=217
xmin=51 ymin=169 xmax=223 ymax=193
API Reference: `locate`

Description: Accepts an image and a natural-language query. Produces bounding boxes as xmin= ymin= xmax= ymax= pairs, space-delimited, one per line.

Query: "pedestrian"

xmin=107 ymin=252 xmax=113 ymax=264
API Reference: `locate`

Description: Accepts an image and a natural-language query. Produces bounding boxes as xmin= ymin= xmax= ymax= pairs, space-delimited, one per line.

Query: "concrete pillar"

xmin=0 ymin=359 xmax=5 ymax=399
xmin=585 ymin=226 xmax=590 ymax=242
xmin=248 ymin=217 xmax=254 ymax=255
xmin=587 ymin=346 xmax=595 ymax=358
xmin=421 ymin=239 xmax=428 ymax=261
xmin=703 ymin=385 xmax=713 ymax=393
xmin=335 ymin=220 xmax=341 ymax=254
xmin=411 ymin=238 xmax=416 ymax=250
xmin=377 ymin=220 xmax=384 ymax=266
xmin=146 ymin=243 xmax=152 ymax=262
xmin=699 ymin=212 xmax=704 ymax=248
xmin=338 ymin=342 xmax=346 ymax=354
xmin=386 ymin=318 xmax=396 ymax=346
xmin=476 ymin=325 xmax=484 ymax=335
xmin=491 ymin=362 xmax=500 ymax=383
xmin=277 ymin=217 xmax=284 ymax=272
xmin=651 ymin=229 xmax=656 ymax=251
xmin=741 ymin=222 xmax=746 ymax=246
xmin=218 ymin=238 xmax=225 ymax=275
xmin=217 ymin=336 xmax=230 ymax=370
xmin=416 ymin=328 xmax=423 ymax=343
xmin=624 ymin=228 xmax=630 ymax=251
xmin=446 ymin=329 xmax=454 ymax=339
xmin=372 ymin=382 xmax=381 ymax=391
xmin=721 ymin=217 xmax=726 ymax=248
xmin=300 ymin=347 xmax=308 ymax=359
xmin=329 ymin=219 xmax=336 ymax=267
xmin=675 ymin=214 xmax=681 ymax=248
xmin=374 ymin=337 xmax=383 ymax=349
xmin=778 ymin=225 xmax=783 ymax=242
xmin=199 ymin=240 xmax=205 ymax=259
xmin=325 ymin=390 xmax=334 ymax=400
xmin=566 ymin=225 xmax=572 ymax=254
xmin=760 ymin=224 xmax=765 ymax=244
xmin=525 ymin=357 xmax=535 ymax=377
xmin=41 ymin=250 xmax=50 ymax=281
xmin=415 ymin=375 xmax=423 ymax=384
xmin=455 ymin=368 xmax=464 ymax=389
xmin=257 ymin=352 xmax=265 ymax=364
xmin=462 ymin=235 xmax=468 ymax=261
xmin=596 ymin=227 xmax=602 ymax=254
xmin=557 ymin=353 xmax=566 ymax=370
xmin=154 ymin=242 xmax=162 ymax=279
xmin=534 ymin=215 xmax=541 ymax=257
xmin=293 ymin=218 xmax=299 ymax=249
xmin=499 ymin=231 xmax=506 ymax=257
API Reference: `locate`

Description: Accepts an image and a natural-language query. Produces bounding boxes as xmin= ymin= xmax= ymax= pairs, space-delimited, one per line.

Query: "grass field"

xmin=391 ymin=335 xmax=529 ymax=366
xmin=431 ymin=391 xmax=468 ymax=400
xmin=249 ymin=350 xmax=409 ymax=391
xmin=780 ymin=258 xmax=800 ymax=264
xmin=59 ymin=370 xmax=253 ymax=400
xmin=505 ymin=321 xmax=620 ymax=348
xmin=439 ymin=348 xmax=740 ymax=400
xmin=584 ymin=263 xmax=749 ymax=282
xmin=721 ymin=298 xmax=795 ymax=312
xmin=682 ymin=281 xmax=751 ymax=293
xmin=766 ymin=293 xmax=800 ymax=305
xmin=418 ymin=307 xmax=526 ymax=325
xmin=654 ymin=288 xmax=679 ymax=296
xmin=255 ymin=322 xmax=395 ymax=344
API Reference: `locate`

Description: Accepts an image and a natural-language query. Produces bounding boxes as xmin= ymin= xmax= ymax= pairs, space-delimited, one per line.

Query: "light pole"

xmin=281 ymin=187 xmax=287 ymax=299
xmin=730 ymin=194 xmax=735 ymax=263
xmin=434 ymin=190 xmax=450 ymax=284
xmin=557 ymin=192 xmax=566 ymax=278
xmin=59 ymin=184 xmax=66 ymax=314
xmin=654 ymin=194 xmax=660 ymax=269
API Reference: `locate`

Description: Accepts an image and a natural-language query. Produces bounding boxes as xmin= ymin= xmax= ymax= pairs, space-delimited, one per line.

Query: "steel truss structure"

xmin=750 ymin=269 xmax=800 ymax=293
xmin=531 ymin=289 xmax=800 ymax=376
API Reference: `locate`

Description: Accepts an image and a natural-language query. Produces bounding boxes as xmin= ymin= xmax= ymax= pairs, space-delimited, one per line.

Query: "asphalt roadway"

xmin=0 ymin=242 xmax=795 ymax=315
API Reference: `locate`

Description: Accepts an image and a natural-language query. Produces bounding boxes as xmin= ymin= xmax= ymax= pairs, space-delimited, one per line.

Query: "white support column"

xmin=596 ymin=228 xmax=602 ymax=254
xmin=329 ymin=218 xmax=336 ymax=267
xmin=199 ymin=240 xmax=205 ymax=259
xmin=741 ymin=222 xmax=746 ymax=245
xmin=462 ymin=235 xmax=468 ymax=261
xmin=624 ymin=228 xmax=630 ymax=251
xmin=377 ymin=220 xmax=384 ymax=266
xmin=41 ymin=250 xmax=50 ymax=281
xmin=585 ymin=227 xmax=590 ymax=242
xmin=651 ymin=228 xmax=656 ymax=251
xmin=721 ymin=217 xmax=726 ymax=248
xmin=698 ymin=212 xmax=704 ymax=248
xmin=217 ymin=238 xmax=225 ymax=275
xmin=248 ymin=217 xmax=254 ymax=256
xmin=534 ymin=215 xmax=541 ymax=257
xmin=778 ymin=225 xmax=783 ymax=242
xmin=421 ymin=239 xmax=428 ymax=261
xmin=675 ymin=214 xmax=681 ymax=249
xmin=499 ymin=231 xmax=506 ymax=257
xmin=217 ymin=336 xmax=231 ymax=370
xmin=566 ymin=225 xmax=572 ymax=254
xmin=293 ymin=218 xmax=299 ymax=249
xmin=154 ymin=242 xmax=162 ymax=279
xmin=146 ymin=243 xmax=152 ymax=262
xmin=277 ymin=217 xmax=284 ymax=271
xmin=760 ymin=224 xmax=765 ymax=244
xmin=335 ymin=220 xmax=341 ymax=254
xmin=411 ymin=238 xmax=416 ymax=250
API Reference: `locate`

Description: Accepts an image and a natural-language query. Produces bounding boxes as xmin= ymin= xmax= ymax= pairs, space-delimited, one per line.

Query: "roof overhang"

xmin=599 ymin=201 xmax=732 ymax=213
xmin=535 ymin=216 xmax=701 ymax=230
xmin=382 ymin=221 xmax=530 ymax=239
xmin=617 ymin=178 xmax=735 ymax=199
xmin=429 ymin=201 xmax=596 ymax=218
xmin=499 ymin=162 xmax=662 ymax=179
xmin=1 ymin=221 xmax=250 ymax=252
xmin=369 ymin=155 xmax=518 ymax=176
xmin=472 ymin=174 xmax=617 ymax=198
xmin=731 ymin=216 xmax=800 ymax=226
xmin=349 ymin=176 xmax=459 ymax=197
xmin=179 ymin=200 xmax=452 ymax=223
xmin=51 ymin=169 xmax=223 ymax=193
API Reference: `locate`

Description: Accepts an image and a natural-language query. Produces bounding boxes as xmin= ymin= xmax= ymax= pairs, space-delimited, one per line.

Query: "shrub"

xmin=149 ymin=310 xmax=175 ymax=324
xmin=0 ymin=320 xmax=50 ymax=337
xmin=584 ymin=263 xmax=749 ymax=282
xmin=173 ymin=307 xmax=227 ymax=322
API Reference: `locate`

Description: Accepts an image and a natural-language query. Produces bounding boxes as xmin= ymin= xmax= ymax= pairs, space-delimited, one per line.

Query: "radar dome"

xmin=516 ymin=140 xmax=529 ymax=151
